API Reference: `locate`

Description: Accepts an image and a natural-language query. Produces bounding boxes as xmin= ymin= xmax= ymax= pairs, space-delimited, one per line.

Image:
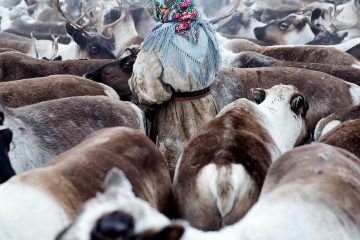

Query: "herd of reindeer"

xmin=0 ymin=0 xmax=359 ymax=239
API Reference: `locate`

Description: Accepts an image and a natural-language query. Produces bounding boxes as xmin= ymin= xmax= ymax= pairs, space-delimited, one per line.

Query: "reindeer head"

xmin=84 ymin=45 xmax=140 ymax=100
xmin=254 ymin=13 xmax=314 ymax=45
xmin=251 ymin=85 xmax=310 ymax=149
xmin=53 ymin=0 xmax=128 ymax=59
xmin=56 ymin=168 xmax=172 ymax=240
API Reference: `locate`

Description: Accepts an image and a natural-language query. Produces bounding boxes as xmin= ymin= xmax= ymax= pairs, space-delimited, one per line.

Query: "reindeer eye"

xmin=279 ymin=22 xmax=289 ymax=30
xmin=90 ymin=46 xmax=98 ymax=54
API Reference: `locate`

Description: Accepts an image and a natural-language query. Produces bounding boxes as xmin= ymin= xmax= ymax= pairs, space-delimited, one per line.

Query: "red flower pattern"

xmin=151 ymin=0 xmax=199 ymax=32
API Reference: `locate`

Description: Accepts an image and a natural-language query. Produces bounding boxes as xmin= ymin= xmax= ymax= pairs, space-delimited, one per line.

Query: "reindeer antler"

xmin=97 ymin=0 xmax=127 ymax=40
xmin=53 ymin=0 xmax=125 ymax=41
xmin=299 ymin=0 xmax=306 ymax=9
xmin=209 ymin=0 xmax=241 ymax=25
xmin=50 ymin=35 xmax=60 ymax=60
xmin=52 ymin=0 xmax=99 ymax=37
xmin=30 ymin=31 xmax=39 ymax=59
xmin=329 ymin=2 xmax=344 ymax=31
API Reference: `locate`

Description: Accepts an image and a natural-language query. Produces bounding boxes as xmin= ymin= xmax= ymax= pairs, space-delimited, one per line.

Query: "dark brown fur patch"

xmin=320 ymin=120 xmax=360 ymax=158
xmin=18 ymin=127 xmax=172 ymax=219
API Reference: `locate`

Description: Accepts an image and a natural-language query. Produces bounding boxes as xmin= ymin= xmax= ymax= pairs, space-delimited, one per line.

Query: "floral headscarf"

xmin=150 ymin=0 xmax=199 ymax=32
xmin=142 ymin=0 xmax=221 ymax=87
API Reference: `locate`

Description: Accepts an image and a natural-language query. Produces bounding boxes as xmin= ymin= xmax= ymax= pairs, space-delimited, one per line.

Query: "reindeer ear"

xmin=311 ymin=8 xmax=322 ymax=21
xmin=141 ymin=225 xmax=185 ymax=240
xmin=251 ymin=88 xmax=266 ymax=104
xmin=66 ymin=23 xmax=87 ymax=47
xmin=291 ymin=94 xmax=309 ymax=117
xmin=65 ymin=23 xmax=76 ymax=37
xmin=104 ymin=168 xmax=134 ymax=196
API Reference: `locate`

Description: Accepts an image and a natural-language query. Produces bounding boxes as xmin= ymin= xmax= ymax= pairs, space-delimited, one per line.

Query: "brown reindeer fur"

xmin=15 ymin=127 xmax=171 ymax=219
xmin=320 ymin=120 xmax=360 ymax=158
xmin=0 ymin=51 xmax=113 ymax=81
xmin=0 ymin=75 xmax=117 ymax=108
xmin=211 ymin=67 xmax=355 ymax=131
xmin=235 ymin=51 xmax=360 ymax=85
xmin=223 ymin=39 xmax=359 ymax=66
xmin=174 ymin=104 xmax=274 ymax=230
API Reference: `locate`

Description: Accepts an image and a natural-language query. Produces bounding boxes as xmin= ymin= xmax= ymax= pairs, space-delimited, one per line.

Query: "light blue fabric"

xmin=142 ymin=2 xmax=221 ymax=87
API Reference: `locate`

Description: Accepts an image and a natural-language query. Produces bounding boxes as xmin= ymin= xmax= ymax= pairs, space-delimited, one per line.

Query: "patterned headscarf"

xmin=142 ymin=0 xmax=221 ymax=87
xmin=150 ymin=0 xmax=199 ymax=31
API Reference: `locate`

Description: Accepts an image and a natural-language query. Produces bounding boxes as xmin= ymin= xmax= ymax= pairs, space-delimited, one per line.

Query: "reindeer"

xmin=253 ymin=13 xmax=316 ymax=45
xmin=173 ymin=85 xmax=309 ymax=230
xmin=0 ymin=127 xmax=171 ymax=240
xmin=3 ymin=96 xmax=145 ymax=173
xmin=52 ymin=0 xmax=144 ymax=59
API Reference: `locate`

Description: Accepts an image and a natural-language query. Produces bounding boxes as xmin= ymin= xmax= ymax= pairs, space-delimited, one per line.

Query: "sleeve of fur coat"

xmin=129 ymin=50 xmax=172 ymax=106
